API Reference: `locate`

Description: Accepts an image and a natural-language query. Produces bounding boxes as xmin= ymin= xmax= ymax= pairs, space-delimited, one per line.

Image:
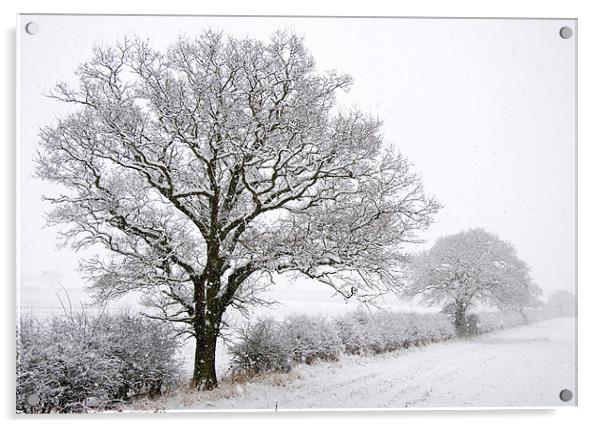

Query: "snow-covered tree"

xmin=546 ymin=290 xmax=576 ymax=317
xmin=498 ymin=275 xmax=543 ymax=323
xmin=405 ymin=228 xmax=539 ymax=335
xmin=36 ymin=31 xmax=439 ymax=389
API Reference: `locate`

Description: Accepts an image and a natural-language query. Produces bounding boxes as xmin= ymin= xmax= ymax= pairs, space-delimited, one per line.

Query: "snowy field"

xmin=132 ymin=317 xmax=576 ymax=410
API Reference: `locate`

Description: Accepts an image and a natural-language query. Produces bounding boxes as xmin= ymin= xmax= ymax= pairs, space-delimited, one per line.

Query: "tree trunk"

xmin=454 ymin=307 xmax=467 ymax=336
xmin=191 ymin=264 xmax=223 ymax=390
xmin=192 ymin=323 xmax=219 ymax=390
xmin=189 ymin=239 xmax=252 ymax=390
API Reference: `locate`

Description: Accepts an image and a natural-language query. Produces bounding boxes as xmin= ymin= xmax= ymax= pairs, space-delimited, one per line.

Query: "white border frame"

xmin=3 ymin=1 xmax=601 ymax=427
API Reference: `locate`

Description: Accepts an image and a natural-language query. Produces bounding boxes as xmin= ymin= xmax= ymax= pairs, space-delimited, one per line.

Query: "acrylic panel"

xmin=16 ymin=14 xmax=577 ymax=412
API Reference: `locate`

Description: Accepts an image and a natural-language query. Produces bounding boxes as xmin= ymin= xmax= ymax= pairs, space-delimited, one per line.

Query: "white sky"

xmin=17 ymin=15 xmax=576 ymax=316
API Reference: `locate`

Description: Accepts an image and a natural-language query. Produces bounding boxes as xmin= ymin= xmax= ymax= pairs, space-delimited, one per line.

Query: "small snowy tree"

xmin=546 ymin=290 xmax=576 ymax=317
xmin=406 ymin=228 xmax=538 ymax=335
xmin=36 ymin=31 xmax=439 ymax=389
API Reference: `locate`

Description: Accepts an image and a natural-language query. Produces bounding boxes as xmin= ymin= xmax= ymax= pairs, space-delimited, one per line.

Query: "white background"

xmin=2 ymin=0 xmax=601 ymax=427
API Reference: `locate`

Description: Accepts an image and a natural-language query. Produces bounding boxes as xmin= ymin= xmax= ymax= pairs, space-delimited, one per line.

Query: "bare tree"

xmin=406 ymin=228 xmax=539 ymax=335
xmin=36 ymin=31 xmax=439 ymax=389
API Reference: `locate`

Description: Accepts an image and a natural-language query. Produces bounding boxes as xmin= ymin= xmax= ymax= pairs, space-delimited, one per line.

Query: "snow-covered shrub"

xmin=332 ymin=311 xmax=370 ymax=355
xmin=281 ymin=314 xmax=341 ymax=364
xmin=473 ymin=311 xmax=524 ymax=334
xmin=229 ymin=315 xmax=341 ymax=374
xmin=371 ymin=311 xmax=417 ymax=351
xmin=392 ymin=312 xmax=433 ymax=347
xmin=17 ymin=315 xmax=122 ymax=413
xmin=103 ymin=314 xmax=182 ymax=399
xmin=334 ymin=310 xmax=455 ymax=356
xmin=333 ymin=310 xmax=381 ymax=354
xmin=228 ymin=318 xmax=291 ymax=373
xmin=370 ymin=310 xmax=404 ymax=352
xmin=419 ymin=313 xmax=456 ymax=342
xmin=16 ymin=312 xmax=182 ymax=413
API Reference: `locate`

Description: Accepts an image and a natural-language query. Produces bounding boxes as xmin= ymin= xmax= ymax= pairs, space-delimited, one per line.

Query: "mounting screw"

xmin=25 ymin=22 xmax=39 ymax=35
xmin=559 ymin=26 xmax=573 ymax=39
xmin=559 ymin=389 xmax=573 ymax=402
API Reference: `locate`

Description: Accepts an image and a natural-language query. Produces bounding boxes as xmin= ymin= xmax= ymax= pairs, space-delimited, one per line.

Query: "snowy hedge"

xmin=229 ymin=310 xmax=454 ymax=374
xmin=281 ymin=314 xmax=343 ymax=364
xmin=228 ymin=318 xmax=291 ymax=373
xmin=471 ymin=311 xmax=525 ymax=334
xmin=228 ymin=307 xmax=549 ymax=376
xmin=334 ymin=310 xmax=455 ymax=355
xmin=229 ymin=314 xmax=341 ymax=374
xmin=16 ymin=313 xmax=182 ymax=413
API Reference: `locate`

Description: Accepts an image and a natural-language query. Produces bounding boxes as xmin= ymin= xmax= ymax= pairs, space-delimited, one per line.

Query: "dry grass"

xmin=126 ymin=369 xmax=303 ymax=411
xmin=223 ymin=368 xmax=302 ymax=388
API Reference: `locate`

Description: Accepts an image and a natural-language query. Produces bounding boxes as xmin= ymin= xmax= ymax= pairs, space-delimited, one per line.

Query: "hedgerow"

xmin=16 ymin=312 xmax=182 ymax=413
xmin=229 ymin=310 xmax=454 ymax=374
xmin=228 ymin=308 xmax=548 ymax=377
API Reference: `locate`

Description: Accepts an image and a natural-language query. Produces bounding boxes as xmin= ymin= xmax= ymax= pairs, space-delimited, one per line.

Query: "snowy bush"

xmin=281 ymin=314 xmax=341 ymax=364
xmin=16 ymin=315 xmax=122 ymax=413
xmin=334 ymin=310 xmax=454 ymax=355
xmin=228 ymin=318 xmax=291 ymax=373
xmin=333 ymin=310 xmax=378 ymax=355
xmin=16 ymin=312 xmax=182 ymax=413
xmin=103 ymin=314 xmax=182 ymax=399
xmin=418 ymin=313 xmax=456 ymax=342
xmin=229 ymin=315 xmax=341 ymax=374
xmin=365 ymin=310 xmax=400 ymax=353
xmin=472 ymin=311 xmax=525 ymax=334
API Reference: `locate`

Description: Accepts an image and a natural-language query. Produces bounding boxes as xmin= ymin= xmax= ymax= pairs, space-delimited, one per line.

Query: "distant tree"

xmin=546 ymin=290 xmax=576 ymax=317
xmin=497 ymin=276 xmax=543 ymax=323
xmin=36 ymin=31 xmax=440 ymax=389
xmin=406 ymin=228 xmax=539 ymax=335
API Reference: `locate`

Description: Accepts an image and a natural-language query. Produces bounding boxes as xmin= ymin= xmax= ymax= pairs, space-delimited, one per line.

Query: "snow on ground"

xmin=134 ymin=317 xmax=576 ymax=410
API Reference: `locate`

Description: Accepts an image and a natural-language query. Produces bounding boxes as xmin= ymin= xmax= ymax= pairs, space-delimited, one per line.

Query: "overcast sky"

xmin=17 ymin=15 xmax=576 ymax=316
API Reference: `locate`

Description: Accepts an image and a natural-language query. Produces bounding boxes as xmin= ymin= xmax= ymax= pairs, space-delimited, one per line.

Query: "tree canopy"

xmin=406 ymin=228 xmax=541 ymax=334
xmin=36 ymin=31 xmax=440 ymax=388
